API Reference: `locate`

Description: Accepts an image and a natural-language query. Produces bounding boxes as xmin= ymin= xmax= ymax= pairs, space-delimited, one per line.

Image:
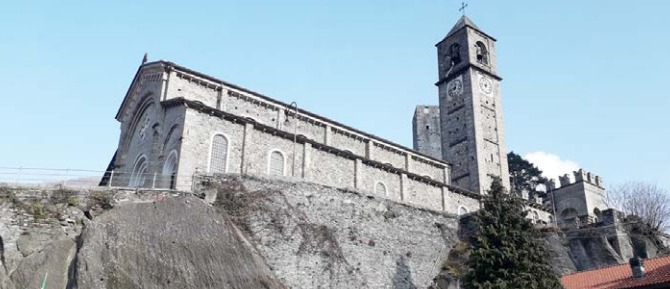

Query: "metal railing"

xmin=0 ymin=167 xmax=192 ymax=190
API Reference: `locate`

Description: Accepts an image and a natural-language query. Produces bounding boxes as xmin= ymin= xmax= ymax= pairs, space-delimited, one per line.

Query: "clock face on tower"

xmin=478 ymin=74 xmax=493 ymax=95
xmin=447 ymin=75 xmax=464 ymax=98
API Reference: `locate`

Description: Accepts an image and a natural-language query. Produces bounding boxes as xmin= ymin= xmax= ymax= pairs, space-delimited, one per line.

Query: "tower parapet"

xmin=573 ymin=169 xmax=604 ymax=189
xmin=559 ymin=174 xmax=571 ymax=187
xmin=550 ymin=168 xmax=608 ymax=227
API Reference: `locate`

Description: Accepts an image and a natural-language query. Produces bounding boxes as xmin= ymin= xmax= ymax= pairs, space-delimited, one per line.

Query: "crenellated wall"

xmin=549 ymin=169 xmax=608 ymax=226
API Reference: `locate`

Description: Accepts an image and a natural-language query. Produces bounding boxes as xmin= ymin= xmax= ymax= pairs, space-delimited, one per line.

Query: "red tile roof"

xmin=561 ymin=255 xmax=670 ymax=289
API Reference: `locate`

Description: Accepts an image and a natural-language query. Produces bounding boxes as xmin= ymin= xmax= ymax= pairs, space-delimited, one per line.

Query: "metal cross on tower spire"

xmin=459 ymin=2 xmax=468 ymax=15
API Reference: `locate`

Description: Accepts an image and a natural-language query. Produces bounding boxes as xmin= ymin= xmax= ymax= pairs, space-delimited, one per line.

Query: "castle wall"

xmin=584 ymin=182 xmax=608 ymax=216
xmin=553 ymin=183 xmax=590 ymax=219
xmin=552 ymin=171 xmax=607 ymax=225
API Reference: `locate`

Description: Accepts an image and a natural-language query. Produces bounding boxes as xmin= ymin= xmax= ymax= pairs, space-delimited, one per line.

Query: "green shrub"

xmin=67 ymin=196 xmax=80 ymax=207
xmin=50 ymin=187 xmax=78 ymax=205
xmin=29 ymin=202 xmax=46 ymax=219
xmin=89 ymin=191 xmax=114 ymax=210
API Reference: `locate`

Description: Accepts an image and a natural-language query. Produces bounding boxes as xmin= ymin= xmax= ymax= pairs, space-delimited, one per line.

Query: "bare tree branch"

xmin=606 ymin=182 xmax=670 ymax=233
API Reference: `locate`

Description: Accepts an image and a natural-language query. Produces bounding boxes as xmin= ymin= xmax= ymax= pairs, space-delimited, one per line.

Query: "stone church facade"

xmin=103 ymin=16 xmax=613 ymax=223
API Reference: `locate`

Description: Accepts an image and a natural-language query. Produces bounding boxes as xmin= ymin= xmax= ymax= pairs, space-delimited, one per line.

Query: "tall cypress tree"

xmin=465 ymin=179 xmax=562 ymax=289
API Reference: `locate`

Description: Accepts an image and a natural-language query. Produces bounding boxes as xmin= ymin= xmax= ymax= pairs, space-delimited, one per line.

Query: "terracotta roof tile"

xmin=561 ymin=255 xmax=670 ymax=289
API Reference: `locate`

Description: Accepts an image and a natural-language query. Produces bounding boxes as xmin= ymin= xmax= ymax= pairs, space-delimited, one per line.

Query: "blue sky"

xmin=0 ymin=1 xmax=668 ymax=188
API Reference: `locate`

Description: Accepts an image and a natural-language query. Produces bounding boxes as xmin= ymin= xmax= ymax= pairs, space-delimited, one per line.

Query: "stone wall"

xmin=109 ymin=61 xmax=549 ymax=218
xmin=435 ymin=23 xmax=510 ymax=195
xmin=178 ymin=102 xmax=482 ymax=215
xmin=110 ymin=67 xmax=186 ymax=189
xmin=412 ymin=105 xmax=442 ymax=160
xmin=196 ymin=174 xmax=463 ymax=289
xmin=159 ymin=62 xmax=450 ymax=181
xmin=551 ymin=169 xmax=607 ymax=225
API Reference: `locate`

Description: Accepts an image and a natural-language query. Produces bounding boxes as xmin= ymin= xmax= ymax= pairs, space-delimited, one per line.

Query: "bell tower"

xmin=436 ymin=16 xmax=510 ymax=194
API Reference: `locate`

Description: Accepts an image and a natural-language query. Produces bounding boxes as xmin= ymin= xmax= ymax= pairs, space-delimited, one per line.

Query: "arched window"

xmin=548 ymin=215 xmax=555 ymax=225
xmin=475 ymin=41 xmax=489 ymax=65
xmin=374 ymin=182 xmax=387 ymax=196
xmin=458 ymin=206 xmax=469 ymax=216
xmin=532 ymin=211 xmax=539 ymax=224
xmin=268 ymin=150 xmax=285 ymax=176
xmin=449 ymin=43 xmax=462 ymax=65
xmin=130 ymin=155 xmax=148 ymax=188
xmin=560 ymin=208 xmax=579 ymax=221
xmin=162 ymin=124 xmax=180 ymax=154
xmin=162 ymin=150 xmax=178 ymax=189
xmin=209 ymin=134 xmax=229 ymax=174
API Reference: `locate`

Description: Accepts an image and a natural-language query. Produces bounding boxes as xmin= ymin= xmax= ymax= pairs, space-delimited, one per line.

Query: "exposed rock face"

xmin=0 ymin=198 xmax=82 ymax=289
xmin=198 ymin=175 xmax=461 ymax=289
xmin=1 ymin=178 xmax=669 ymax=289
xmin=73 ymin=196 xmax=285 ymax=289
xmin=542 ymin=231 xmax=578 ymax=275
xmin=0 ymin=188 xmax=286 ymax=289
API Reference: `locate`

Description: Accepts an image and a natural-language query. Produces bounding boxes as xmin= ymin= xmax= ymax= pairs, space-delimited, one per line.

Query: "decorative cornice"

xmin=435 ymin=64 xmax=503 ymax=87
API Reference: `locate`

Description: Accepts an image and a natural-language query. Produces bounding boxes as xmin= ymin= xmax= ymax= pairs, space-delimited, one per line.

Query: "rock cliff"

xmin=0 ymin=187 xmax=285 ymax=289
xmin=0 ymin=176 xmax=668 ymax=289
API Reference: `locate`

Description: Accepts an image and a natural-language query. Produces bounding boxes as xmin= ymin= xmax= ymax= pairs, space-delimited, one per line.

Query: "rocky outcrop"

xmin=0 ymin=188 xmax=286 ymax=289
xmin=1 ymin=177 xmax=668 ymax=289
xmin=0 ymin=190 xmax=85 ymax=289
xmin=73 ymin=196 xmax=285 ymax=289
xmin=198 ymin=174 xmax=461 ymax=289
xmin=542 ymin=230 xmax=578 ymax=275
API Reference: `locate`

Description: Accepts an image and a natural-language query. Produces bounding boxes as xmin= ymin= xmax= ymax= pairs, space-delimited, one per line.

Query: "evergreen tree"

xmin=465 ymin=179 xmax=563 ymax=289
xmin=508 ymin=151 xmax=548 ymax=198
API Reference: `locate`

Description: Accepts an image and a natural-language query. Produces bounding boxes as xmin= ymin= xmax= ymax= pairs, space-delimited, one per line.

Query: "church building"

xmin=103 ymin=16 xmax=562 ymax=221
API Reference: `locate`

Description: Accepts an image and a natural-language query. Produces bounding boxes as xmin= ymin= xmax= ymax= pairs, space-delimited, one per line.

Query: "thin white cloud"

xmin=524 ymin=151 xmax=580 ymax=185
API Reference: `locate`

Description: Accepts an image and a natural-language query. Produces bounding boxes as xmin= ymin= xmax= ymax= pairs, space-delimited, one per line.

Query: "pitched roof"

xmin=439 ymin=16 xmax=496 ymax=44
xmin=446 ymin=15 xmax=480 ymax=38
xmin=561 ymin=255 xmax=670 ymax=289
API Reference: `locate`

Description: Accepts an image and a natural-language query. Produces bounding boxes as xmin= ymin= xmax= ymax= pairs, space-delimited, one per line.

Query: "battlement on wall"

xmin=547 ymin=168 xmax=604 ymax=190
